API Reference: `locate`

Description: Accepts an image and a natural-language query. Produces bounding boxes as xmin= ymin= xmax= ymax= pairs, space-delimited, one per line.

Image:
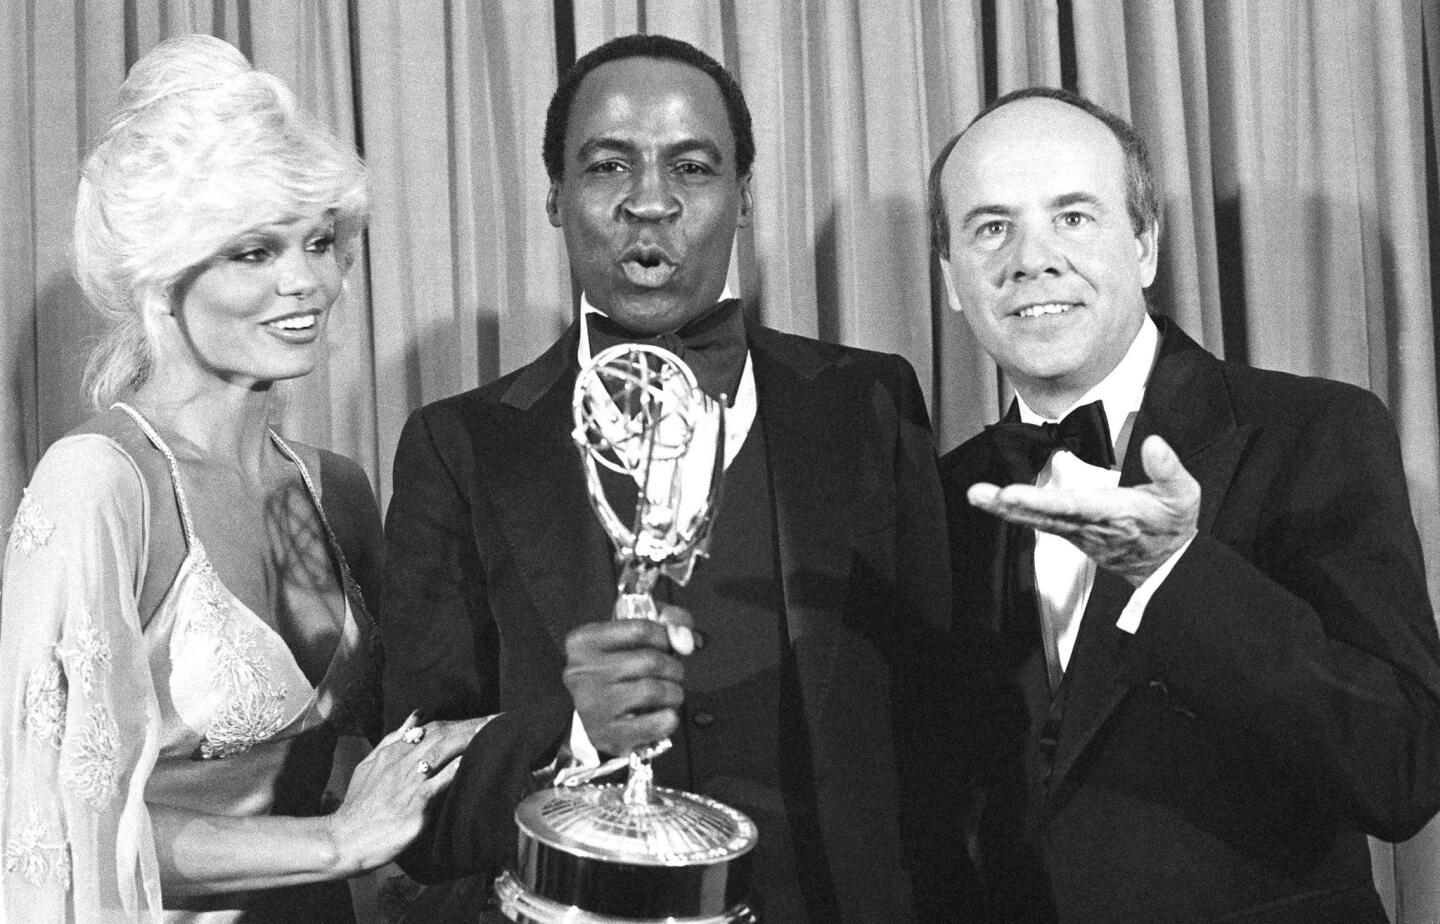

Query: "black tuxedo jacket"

xmin=941 ymin=317 xmax=1440 ymax=923
xmin=381 ymin=319 xmax=969 ymax=921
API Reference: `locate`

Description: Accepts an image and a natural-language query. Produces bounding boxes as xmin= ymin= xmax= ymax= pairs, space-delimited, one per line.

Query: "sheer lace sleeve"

xmin=0 ymin=435 xmax=164 ymax=922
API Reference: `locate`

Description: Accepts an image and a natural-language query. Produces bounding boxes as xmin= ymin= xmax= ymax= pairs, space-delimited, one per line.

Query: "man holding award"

xmin=380 ymin=33 xmax=969 ymax=923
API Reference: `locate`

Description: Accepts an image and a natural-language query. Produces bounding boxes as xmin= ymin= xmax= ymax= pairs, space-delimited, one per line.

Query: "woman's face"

xmin=170 ymin=209 xmax=345 ymax=388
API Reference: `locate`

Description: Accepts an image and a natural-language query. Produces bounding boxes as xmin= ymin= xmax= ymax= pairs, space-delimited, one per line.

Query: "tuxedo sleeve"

xmin=1134 ymin=384 xmax=1440 ymax=841
xmin=381 ymin=405 xmax=572 ymax=882
xmin=885 ymin=355 xmax=979 ymax=913
xmin=382 ymin=405 xmax=496 ymax=728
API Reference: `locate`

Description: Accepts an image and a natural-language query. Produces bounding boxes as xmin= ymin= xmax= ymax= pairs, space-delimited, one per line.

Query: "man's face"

xmin=939 ymin=98 xmax=1157 ymax=415
xmin=548 ymin=56 xmax=752 ymax=336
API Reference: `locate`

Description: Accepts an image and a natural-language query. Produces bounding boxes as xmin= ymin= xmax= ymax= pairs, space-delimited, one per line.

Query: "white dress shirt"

xmin=1016 ymin=316 xmax=1188 ymax=691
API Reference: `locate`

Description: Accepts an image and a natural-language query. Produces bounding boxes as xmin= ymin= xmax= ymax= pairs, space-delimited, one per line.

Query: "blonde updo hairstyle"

xmin=76 ymin=34 xmax=367 ymax=408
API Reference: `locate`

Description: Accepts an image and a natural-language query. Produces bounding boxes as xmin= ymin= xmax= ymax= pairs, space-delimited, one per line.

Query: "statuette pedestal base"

xmin=497 ymin=783 xmax=757 ymax=923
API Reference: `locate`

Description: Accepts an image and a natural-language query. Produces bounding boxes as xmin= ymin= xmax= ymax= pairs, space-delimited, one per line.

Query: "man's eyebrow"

xmin=669 ymin=138 xmax=726 ymax=164
xmin=959 ymin=204 xmax=1014 ymax=227
xmin=575 ymin=136 xmax=636 ymax=162
xmin=959 ymin=192 xmax=1109 ymax=227
xmin=1050 ymin=191 xmax=1106 ymax=212
xmin=573 ymin=136 xmax=727 ymax=165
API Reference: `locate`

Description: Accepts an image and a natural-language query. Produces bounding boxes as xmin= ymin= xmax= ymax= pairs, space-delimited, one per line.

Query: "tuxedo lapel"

xmin=1047 ymin=569 xmax=1133 ymax=791
xmin=747 ymin=327 xmax=848 ymax=722
xmin=490 ymin=323 xmax=618 ymax=648
xmin=1047 ymin=317 xmax=1252 ymax=794
xmin=1124 ymin=319 xmax=1252 ymax=542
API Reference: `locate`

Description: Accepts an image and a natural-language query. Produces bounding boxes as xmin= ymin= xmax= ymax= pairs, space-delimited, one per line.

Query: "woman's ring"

xmin=403 ymin=726 xmax=426 ymax=745
xmin=416 ymin=759 xmax=432 ymax=777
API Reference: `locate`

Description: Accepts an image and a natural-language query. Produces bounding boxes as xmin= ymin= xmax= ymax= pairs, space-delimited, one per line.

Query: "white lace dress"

xmin=0 ymin=407 xmax=379 ymax=923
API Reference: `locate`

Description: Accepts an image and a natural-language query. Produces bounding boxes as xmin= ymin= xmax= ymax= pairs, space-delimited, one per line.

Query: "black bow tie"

xmin=986 ymin=399 xmax=1116 ymax=484
xmin=586 ymin=298 xmax=747 ymax=404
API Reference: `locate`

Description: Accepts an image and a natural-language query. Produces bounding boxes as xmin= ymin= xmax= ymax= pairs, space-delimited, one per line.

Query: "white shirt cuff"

xmin=1115 ymin=535 xmax=1195 ymax=634
xmin=562 ymin=711 xmax=601 ymax=770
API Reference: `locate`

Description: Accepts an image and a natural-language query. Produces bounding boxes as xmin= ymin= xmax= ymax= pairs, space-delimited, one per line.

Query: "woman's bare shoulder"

xmin=65 ymin=406 xmax=173 ymax=486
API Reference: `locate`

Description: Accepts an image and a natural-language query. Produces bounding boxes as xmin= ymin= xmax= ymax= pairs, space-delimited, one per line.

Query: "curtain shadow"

xmin=813 ymin=210 xmax=839 ymax=345
xmin=401 ymin=313 xmax=474 ymax=412
xmin=475 ymin=300 xmax=501 ymax=389
xmin=747 ymin=231 xmax=765 ymax=331
xmin=1424 ymin=33 xmax=1440 ymax=405
xmin=808 ymin=196 xmax=930 ymax=354
xmin=1212 ymin=192 xmax=1249 ymax=368
xmin=36 ymin=269 xmax=98 ymax=448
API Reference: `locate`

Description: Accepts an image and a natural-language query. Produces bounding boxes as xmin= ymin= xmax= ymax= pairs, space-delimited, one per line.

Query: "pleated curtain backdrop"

xmin=3 ymin=0 xmax=1439 ymax=919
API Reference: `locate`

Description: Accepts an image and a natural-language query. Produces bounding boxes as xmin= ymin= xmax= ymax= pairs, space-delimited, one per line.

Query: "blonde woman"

xmin=0 ymin=35 xmax=470 ymax=922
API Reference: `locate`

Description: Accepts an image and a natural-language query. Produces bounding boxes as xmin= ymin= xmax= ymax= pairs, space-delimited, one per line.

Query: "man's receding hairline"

xmin=965 ymin=95 xmax=1121 ymax=152
xmin=941 ymin=97 xmax=1130 ymax=199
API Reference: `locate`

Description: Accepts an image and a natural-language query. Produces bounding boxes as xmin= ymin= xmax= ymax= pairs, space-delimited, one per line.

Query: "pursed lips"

xmin=619 ymin=242 xmax=679 ymax=289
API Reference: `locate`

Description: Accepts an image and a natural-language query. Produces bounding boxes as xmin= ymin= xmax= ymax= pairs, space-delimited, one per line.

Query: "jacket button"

xmin=1148 ymin=680 xmax=1169 ymax=697
xmin=692 ymin=711 xmax=715 ymax=728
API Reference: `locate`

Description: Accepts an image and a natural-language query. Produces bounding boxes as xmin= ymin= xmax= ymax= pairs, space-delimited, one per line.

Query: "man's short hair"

xmin=927 ymin=87 xmax=1160 ymax=260
xmin=542 ymin=33 xmax=755 ymax=182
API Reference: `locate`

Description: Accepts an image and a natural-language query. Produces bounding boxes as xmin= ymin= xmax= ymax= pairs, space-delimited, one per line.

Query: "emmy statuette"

xmin=496 ymin=343 xmax=758 ymax=923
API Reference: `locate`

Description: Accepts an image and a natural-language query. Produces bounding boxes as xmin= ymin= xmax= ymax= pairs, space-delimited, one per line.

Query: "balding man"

xmin=930 ymin=87 xmax=1440 ymax=922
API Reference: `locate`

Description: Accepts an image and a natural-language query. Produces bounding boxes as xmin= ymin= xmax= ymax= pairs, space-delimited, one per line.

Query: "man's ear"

xmin=546 ymin=181 xmax=562 ymax=228
xmin=938 ymin=257 xmax=965 ymax=314
xmin=736 ymin=172 xmax=753 ymax=229
xmin=1136 ymin=220 xmax=1159 ymax=288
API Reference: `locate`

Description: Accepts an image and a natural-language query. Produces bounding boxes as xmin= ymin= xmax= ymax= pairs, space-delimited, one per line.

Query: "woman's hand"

xmin=323 ymin=712 xmax=473 ymax=876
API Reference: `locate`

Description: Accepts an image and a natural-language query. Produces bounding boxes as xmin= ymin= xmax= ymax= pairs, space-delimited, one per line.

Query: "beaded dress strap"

xmin=266 ymin=432 xmax=371 ymax=619
xmin=266 ymin=434 xmax=342 ymax=561
xmin=112 ymin=401 xmax=200 ymax=550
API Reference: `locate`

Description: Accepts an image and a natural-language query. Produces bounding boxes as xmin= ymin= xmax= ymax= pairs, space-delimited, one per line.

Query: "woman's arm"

xmin=0 ymin=435 xmax=164 ymax=922
xmin=149 ymin=713 xmax=468 ymax=895
xmin=149 ymin=444 xmax=476 ymax=896
xmin=0 ymin=436 xmax=479 ymax=917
